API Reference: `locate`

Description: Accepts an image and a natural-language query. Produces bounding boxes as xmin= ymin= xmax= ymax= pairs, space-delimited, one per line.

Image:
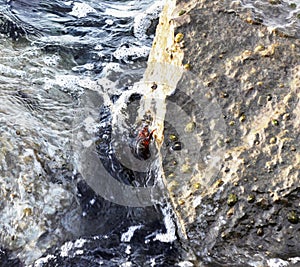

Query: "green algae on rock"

xmin=174 ymin=33 xmax=184 ymax=43
xmin=227 ymin=193 xmax=238 ymax=207
xmin=178 ymin=10 xmax=186 ymax=16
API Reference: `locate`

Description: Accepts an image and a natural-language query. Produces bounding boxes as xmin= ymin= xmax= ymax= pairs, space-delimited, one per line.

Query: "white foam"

xmin=43 ymin=54 xmax=61 ymax=67
xmin=105 ymin=19 xmax=114 ymax=26
xmin=94 ymin=44 xmax=103 ymax=50
xmin=64 ymin=1 xmax=73 ymax=6
xmin=178 ymin=261 xmax=194 ymax=267
xmin=33 ymin=255 xmax=55 ymax=267
xmin=133 ymin=1 xmax=163 ymax=40
xmin=267 ymin=258 xmax=289 ymax=267
xmin=0 ymin=63 xmax=26 ymax=78
xmin=69 ymin=2 xmax=97 ymax=18
xmin=74 ymin=249 xmax=84 ymax=255
xmin=121 ymin=225 xmax=142 ymax=242
xmin=125 ymin=245 xmax=131 ymax=255
xmin=102 ymin=62 xmax=122 ymax=73
xmin=120 ymin=262 xmax=133 ymax=267
xmin=58 ymin=238 xmax=87 ymax=259
xmin=113 ymin=44 xmax=150 ymax=61
xmin=153 ymin=203 xmax=177 ymax=243
xmin=74 ymin=238 xmax=87 ymax=248
xmin=60 ymin=241 xmax=73 ymax=257
xmin=289 ymin=257 xmax=300 ymax=264
xmin=267 ymin=257 xmax=300 ymax=267
xmin=74 ymin=63 xmax=94 ymax=71
xmin=46 ymin=74 xmax=98 ymax=94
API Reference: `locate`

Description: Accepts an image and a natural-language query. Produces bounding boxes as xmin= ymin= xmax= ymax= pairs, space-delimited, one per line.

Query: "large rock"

xmin=147 ymin=0 xmax=300 ymax=265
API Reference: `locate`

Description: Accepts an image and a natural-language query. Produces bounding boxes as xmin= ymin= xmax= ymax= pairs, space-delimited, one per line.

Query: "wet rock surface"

xmin=149 ymin=0 xmax=300 ymax=265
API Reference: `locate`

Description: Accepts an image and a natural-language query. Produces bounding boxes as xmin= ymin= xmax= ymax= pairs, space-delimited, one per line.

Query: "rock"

xmin=147 ymin=0 xmax=300 ymax=265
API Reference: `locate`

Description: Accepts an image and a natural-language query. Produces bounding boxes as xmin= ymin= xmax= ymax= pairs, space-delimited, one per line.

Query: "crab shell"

xmin=134 ymin=128 xmax=156 ymax=160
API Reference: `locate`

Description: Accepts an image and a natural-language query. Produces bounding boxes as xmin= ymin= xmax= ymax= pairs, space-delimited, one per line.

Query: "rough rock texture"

xmin=0 ymin=38 xmax=81 ymax=264
xmin=148 ymin=0 xmax=300 ymax=265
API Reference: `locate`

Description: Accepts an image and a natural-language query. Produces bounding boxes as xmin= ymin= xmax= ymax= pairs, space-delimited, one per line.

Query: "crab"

xmin=133 ymin=125 xmax=156 ymax=160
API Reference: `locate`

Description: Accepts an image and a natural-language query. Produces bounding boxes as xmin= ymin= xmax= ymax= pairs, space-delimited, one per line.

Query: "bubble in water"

xmin=113 ymin=44 xmax=150 ymax=62
xmin=133 ymin=1 xmax=164 ymax=40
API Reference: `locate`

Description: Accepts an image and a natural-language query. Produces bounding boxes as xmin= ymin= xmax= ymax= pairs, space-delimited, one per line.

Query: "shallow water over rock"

xmin=240 ymin=0 xmax=300 ymax=38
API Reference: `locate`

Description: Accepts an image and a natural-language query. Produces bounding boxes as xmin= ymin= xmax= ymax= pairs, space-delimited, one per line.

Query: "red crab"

xmin=133 ymin=125 xmax=156 ymax=160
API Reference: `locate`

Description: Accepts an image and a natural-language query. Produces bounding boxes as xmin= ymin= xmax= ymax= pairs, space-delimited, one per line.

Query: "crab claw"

xmin=133 ymin=129 xmax=156 ymax=160
xmin=148 ymin=129 xmax=156 ymax=140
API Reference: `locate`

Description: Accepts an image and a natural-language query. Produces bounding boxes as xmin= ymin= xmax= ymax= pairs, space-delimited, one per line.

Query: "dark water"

xmin=0 ymin=0 xmax=193 ymax=266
